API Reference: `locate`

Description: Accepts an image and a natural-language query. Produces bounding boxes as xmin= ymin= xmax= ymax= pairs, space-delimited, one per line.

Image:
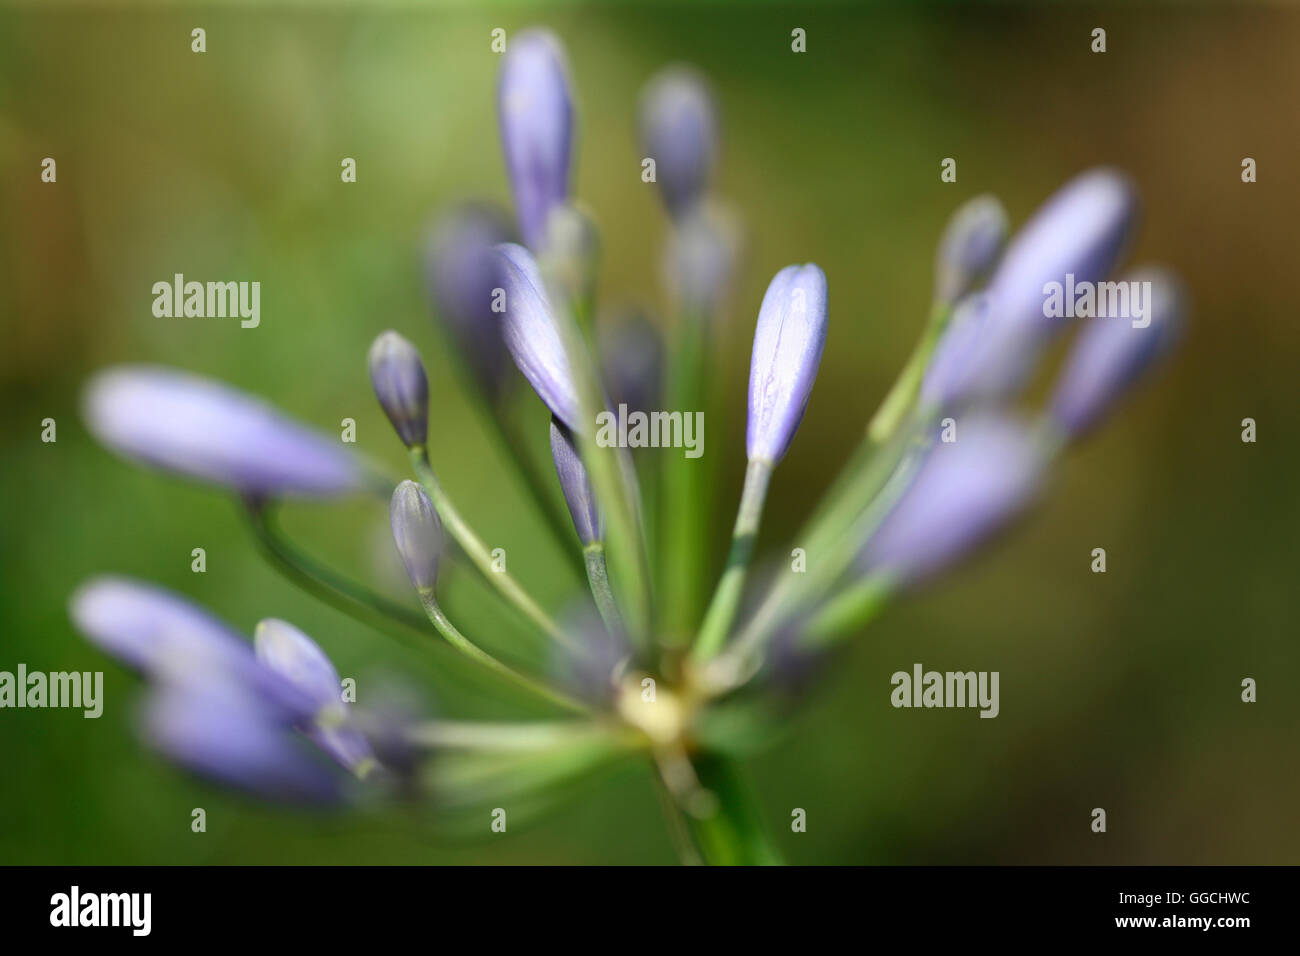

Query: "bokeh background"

xmin=1 ymin=2 xmax=1297 ymax=864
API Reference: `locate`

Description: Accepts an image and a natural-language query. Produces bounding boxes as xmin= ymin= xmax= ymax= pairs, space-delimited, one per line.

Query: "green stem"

xmin=409 ymin=446 xmax=578 ymax=654
xmin=679 ymin=752 xmax=782 ymax=866
xmin=583 ymin=542 xmax=626 ymax=641
xmin=867 ymin=301 xmax=946 ymax=443
xmin=800 ymin=574 xmax=895 ymax=648
xmin=418 ymin=592 xmax=589 ymax=715
xmin=691 ymin=458 xmax=773 ymax=662
xmin=243 ymin=500 xmax=430 ymax=638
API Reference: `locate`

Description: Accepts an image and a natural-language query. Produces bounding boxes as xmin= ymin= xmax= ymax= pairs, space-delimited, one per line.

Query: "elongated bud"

xmin=549 ymin=417 xmax=602 ymax=545
xmin=390 ymin=480 xmax=442 ymax=592
xmin=496 ymin=242 xmax=581 ymax=429
xmin=746 ymin=263 xmax=829 ymax=463
xmin=665 ymin=199 xmax=740 ymax=319
xmin=82 ymin=366 xmax=365 ymax=497
xmin=861 ymin=414 xmax=1045 ymax=586
xmin=934 ymin=195 xmax=1007 ymax=305
xmin=368 ymin=331 xmax=429 ymax=449
xmin=425 ymin=203 xmax=513 ymax=399
xmin=542 ymin=202 xmax=600 ymax=308
xmin=255 ymin=618 xmax=375 ymax=775
xmin=498 ymin=29 xmax=574 ymax=250
xmin=639 ymin=65 xmax=717 ymax=217
xmin=920 ymin=293 xmax=991 ymax=411
xmin=1050 ymin=267 xmax=1184 ymax=439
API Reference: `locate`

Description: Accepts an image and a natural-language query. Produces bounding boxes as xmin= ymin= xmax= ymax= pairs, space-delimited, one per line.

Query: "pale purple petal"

xmin=390 ymin=480 xmax=442 ymax=592
xmin=549 ymin=417 xmax=601 ymax=545
xmin=639 ymin=66 xmax=717 ymax=217
xmin=368 ymin=331 xmax=429 ymax=449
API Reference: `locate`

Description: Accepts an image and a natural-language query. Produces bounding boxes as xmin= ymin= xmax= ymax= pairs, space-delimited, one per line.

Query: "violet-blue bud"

xmin=368 ymin=331 xmax=429 ymax=449
xmin=639 ymin=66 xmax=717 ymax=217
xmin=82 ymin=366 xmax=365 ymax=498
xmin=255 ymin=618 xmax=375 ymax=775
xmin=934 ymin=194 xmax=1008 ymax=304
xmin=746 ymin=264 xmax=829 ymax=463
xmin=549 ymin=417 xmax=602 ymax=546
xmin=1050 ymin=267 xmax=1185 ymax=439
xmin=425 ymin=203 xmax=514 ymax=398
xmin=861 ymin=414 xmax=1046 ymax=586
xmin=600 ymin=311 xmax=663 ymax=415
xmin=390 ymin=480 xmax=441 ymax=593
xmin=496 ymin=241 xmax=581 ymax=429
xmin=498 ymin=29 xmax=574 ymax=250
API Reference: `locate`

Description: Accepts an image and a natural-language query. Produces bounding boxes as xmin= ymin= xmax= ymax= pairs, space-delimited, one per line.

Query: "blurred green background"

xmin=1 ymin=2 xmax=1297 ymax=864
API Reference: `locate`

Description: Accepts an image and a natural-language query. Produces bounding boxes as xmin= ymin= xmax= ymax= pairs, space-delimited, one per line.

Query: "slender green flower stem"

xmin=650 ymin=765 xmax=704 ymax=865
xmin=691 ymin=458 xmax=774 ymax=662
xmin=418 ymin=591 xmax=589 ymax=715
xmin=243 ymin=501 xmax=430 ymax=638
xmin=678 ymin=752 xmax=783 ymax=866
xmin=409 ymin=446 xmax=578 ymax=654
xmin=800 ymin=574 xmax=895 ymax=648
xmin=583 ymin=542 xmax=626 ymax=640
xmin=659 ymin=310 xmax=709 ymax=642
xmin=404 ymin=719 xmax=617 ymax=751
xmin=866 ymin=300 xmax=948 ymax=443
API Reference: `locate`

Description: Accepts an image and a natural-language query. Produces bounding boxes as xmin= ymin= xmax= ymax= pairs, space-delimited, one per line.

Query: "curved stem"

xmin=583 ymin=542 xmax=626 ymax=641
xmin=409 ymin=446 xmax=578 ymax=654
xmin=674 ymin=752 xmax=783 ymax=866
xmin=419 ymin=592 xmax=589 ymax=715
xmin=243 ymin=500 xmax=430 ymax=638
xmin=691 ymin=458 xmax=773 ymax=662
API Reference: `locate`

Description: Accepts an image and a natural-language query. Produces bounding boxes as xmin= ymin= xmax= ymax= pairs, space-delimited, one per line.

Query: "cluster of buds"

xmin=71 ymin=28 xmax=1182 ymax=863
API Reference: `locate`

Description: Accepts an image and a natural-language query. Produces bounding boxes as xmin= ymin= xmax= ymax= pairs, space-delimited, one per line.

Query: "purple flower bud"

xmin=600 ymin=310 xmax=663 ymax=415
xmin=934 ymin=195 xmax=1008 ymax=304
xmin=70 ymin=575 xmax=250 ymax=679
xmin=425 ymin=203 xmax=514 ymax=398
xmin=255 ymin=618 xmax=375 ymax=775
xmin=746 ymin=264 xmax=829 ymax=463
xmin=665 ymin=200 xmax=740 ymax=318
xmin=549 ymin=418 xmax=602 ymax=545
xmin=368 ymin=331 xmax=429 ymax=449
xmin=920 ymin=293 xmax=992 ymax=410
xmin=938 ymin=169 xmax=1140 ymax=405
xmin=140 ymin=675 xmax=345 ymax=804
xmin=83 ymin=366 xmax=365 ymax=498
xmin=70 ymin=576 xmax=315 ymax=721
xmin=498 ymin=29 xmax=574 ymax=250
xmin=988 ymin=168 xmax=1138 ymax=337
xmin=390 ymin=480 xmax=441 ymax=592
xmin=861 ymin=414 xmax=1046 ymax=586
xmin=639 ymin=66 xmax=717 ymax=217
xmin=1050 ymin=268 xmax=1185 ymax=439
xmin=496 ymin=242 xmax=581 ymax=429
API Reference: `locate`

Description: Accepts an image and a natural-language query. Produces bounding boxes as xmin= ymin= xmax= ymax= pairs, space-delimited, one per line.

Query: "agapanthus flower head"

xmin=498 ymin=28 xmax=574 ymax=250
xmin=934 ymin=194 xmax=1008 ymax=305
xmin=1050 ymin=267 xmax=1185 ymax=439
xmin=599 ymin=310 xmax=663 ymax=415
xmin=861 ymin=413 xmax=1046 ymax=586
xmin=255 ymin=618 xmax=375 ymax=775
xmin=82 ymin=366 xmax=365 ymax=498
xmin=746 ymin=263 xmax=829 ymax=463
xmin=665 ymin=199 xmax=741 ymax=319
xmin=549 ymin=417 xmax=602 ymax=546
xmin=425 ymin=203 xmax=514 ymax=398
xmin=140 ymin=674 xmax=346 ymax=805
xmin=639 ymin=65 xmax=718 ymax=217
xmin=390 ymin=480 xmax=442 ymax=593
xmin=496 ymin=241 xmax=581 ymax=429
xmin=368 ymin=330 xmax=430 ymax=449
